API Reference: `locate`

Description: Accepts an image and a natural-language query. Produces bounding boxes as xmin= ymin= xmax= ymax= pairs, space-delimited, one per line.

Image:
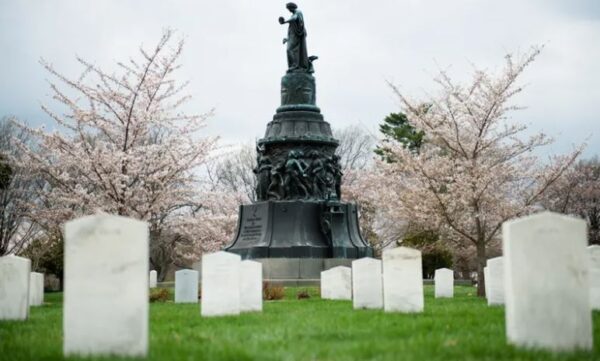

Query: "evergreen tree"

xmin=375 ymin=112 xmax=424 ymax=162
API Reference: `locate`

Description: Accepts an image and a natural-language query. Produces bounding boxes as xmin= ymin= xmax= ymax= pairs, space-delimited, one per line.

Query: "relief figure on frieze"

xmin=283 ymin=150 xmax=309 ymax=199
xmin=332 ymin=154 xmax=343 ymax=199
xmin=267 ymin=162 xmax=285 ymax=200
xmin=307 ymin=150 xmax=327 ymax=199
xmin=254 ymin=154 xmax=272 ymax=201
xmin=323 ymin=154 xmax=343 ymax=200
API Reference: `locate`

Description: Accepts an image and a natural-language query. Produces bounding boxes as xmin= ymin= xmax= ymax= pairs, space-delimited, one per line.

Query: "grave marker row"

xmin=29 ymin=272 xmax=44 ymax=307
xmin=0 ymin=255 xmax=30 ymax=320
xmin=58 ymin=215 xmax=265 ymax=357
xmin=352 ymin=258 xmax=383 ymax=309
xmin=486 ymin=257 xmax=504 ymax=306
xmin=149 ymin=270 xmax=157 ymax=288
xmin=175 ymin=269 xmax=199 ymax=303
xmin=321 ymin=266 xmax=352 ymax=300
xmin=240 ymin=260 xmax=263 ymax=312
xmin=4 ymin=211 xmax=595 ymax=357
xmin=201 ymin=252 xmax=263 ymax=316
xmin=0 ymin=257 xmax=46 ymax=321
xmin=321 ymin=248 xmax=431 ymax=313
xmin=383 ymin=247 xmax=424 ymax=313
xmin=434 ymin=268 xmax=454 ymax=298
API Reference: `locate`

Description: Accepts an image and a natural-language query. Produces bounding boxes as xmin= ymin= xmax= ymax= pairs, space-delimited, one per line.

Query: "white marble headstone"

xmin=0 ymin=255 xmax=31 ymax=320
xmin=29 ymin=272 xmax=44 ymax=306
xmin=589 ymin=245 xmax=600 ymax=310
xmin=240 ymin=260 xmax=263 ymax=312
xmin=201 ymin=251 xmax=241 ymax=317
xmin=484 ymin=266 xmax=490 ymax=298
xmin=320 ymin=266 xmax=352 ymax=300
xmin=63 ymin=214 xmax=149 ymax=357
xmin=382 ymin=247 xmax=424 ymax=313
xmin=149 ymin=270 xmax=157 ymax=288
xmin=434 ymin=268 xmax=454 ymax=298
xmin=175 ymin=269 xmax=199 ymax=304
xmin=486 ymin=257 xmax=504 ymax=306
xmin=352 ymin=257 xmax=383 ymax=309
xmin=503 ymin=212 xmax=592 ymax=351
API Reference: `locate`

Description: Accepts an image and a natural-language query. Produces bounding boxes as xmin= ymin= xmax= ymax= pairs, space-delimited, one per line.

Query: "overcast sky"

xmin=1 ymin=0 xmax=599 ymax=157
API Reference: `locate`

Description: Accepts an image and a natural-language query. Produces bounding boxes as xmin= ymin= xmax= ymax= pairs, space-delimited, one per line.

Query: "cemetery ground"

xmin=1 ymin=286 xmax=599 ymax=361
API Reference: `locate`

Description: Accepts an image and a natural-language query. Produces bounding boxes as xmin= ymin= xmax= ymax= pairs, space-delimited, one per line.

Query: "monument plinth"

xmin=225 ymin=3 xmax=372 ymax=281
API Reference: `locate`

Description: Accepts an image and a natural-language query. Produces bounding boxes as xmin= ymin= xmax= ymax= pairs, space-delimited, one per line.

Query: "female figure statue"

xmin=279 ymin=3 xmax=309 ymax=72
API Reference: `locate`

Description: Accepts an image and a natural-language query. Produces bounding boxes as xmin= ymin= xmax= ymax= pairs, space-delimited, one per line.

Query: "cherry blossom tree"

xmin=205 ymin=143 xmax=258 ymax=202
xmin=342 ymin=164 xmax=416 ymax=257
xmin=333 ymin=125 xmax=376 ymax=172
xmin=378 ymin=47 xmax=582 ymax=296
xmin=334 ymin=122 xmax=432 ymax=256
xmin=16 ymin=30 xmax=221 ymax=280
xmin=542 ymin=157 xmax=600 ymax=244
xmin=333 ymin=125 xmax=409 ymax=254
xmin=166 ymin=190 xmax=244 ymax=266
xmin=0 ymin=117 xmax=41 ymax=256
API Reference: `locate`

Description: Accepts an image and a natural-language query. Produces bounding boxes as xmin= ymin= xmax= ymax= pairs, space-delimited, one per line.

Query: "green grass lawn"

xmin=1 ymin=286 xmax=599 ymax=361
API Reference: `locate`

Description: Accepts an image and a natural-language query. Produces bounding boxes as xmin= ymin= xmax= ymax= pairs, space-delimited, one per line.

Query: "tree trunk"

xmin=589 ymin=207 xmax=599 ymax=245
xmin=476 ymin=238 xmax=487 ymax=297
xmin=149 ymin=228 xmax=173 ymax=283
xmin=158 ymin=266 xmax=168 ymax=282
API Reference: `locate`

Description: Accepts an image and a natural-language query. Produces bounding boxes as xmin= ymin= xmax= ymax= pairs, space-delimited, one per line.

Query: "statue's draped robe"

xmin=287 ymin=11 xmax=309 ymax=71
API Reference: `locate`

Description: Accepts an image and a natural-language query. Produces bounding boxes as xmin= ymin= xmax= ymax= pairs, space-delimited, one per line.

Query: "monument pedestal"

xmin=225 ymin=200 xmax=372 ymax=259
xmin=257 ymin=258 xmax=353 ymax=286
xmin=192 ymin=257 xmax=354 ymax=287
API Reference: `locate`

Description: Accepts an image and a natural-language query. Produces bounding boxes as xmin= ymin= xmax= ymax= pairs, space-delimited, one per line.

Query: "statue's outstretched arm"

xmin=279 ymin=13 xmax=298 ymax=24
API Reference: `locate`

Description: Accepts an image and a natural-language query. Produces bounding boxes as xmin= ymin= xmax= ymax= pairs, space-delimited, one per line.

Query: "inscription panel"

xmin=237 ymin=203 xmax=270 ymax=247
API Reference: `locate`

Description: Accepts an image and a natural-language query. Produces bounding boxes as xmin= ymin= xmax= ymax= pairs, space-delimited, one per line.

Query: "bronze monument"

xmin=225 ymin=4 xmax=372 ymax=271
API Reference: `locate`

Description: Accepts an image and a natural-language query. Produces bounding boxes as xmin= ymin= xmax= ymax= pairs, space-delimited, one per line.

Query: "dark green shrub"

xmin=422 ymin=247 xmax=453 ymax=279
xmin=402 ymin=229 xmax=453 ymax=278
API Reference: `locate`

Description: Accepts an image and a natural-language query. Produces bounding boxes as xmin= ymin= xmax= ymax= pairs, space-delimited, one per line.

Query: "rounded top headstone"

xmin=486 ymin=257 xmax=503 ymax=268
xmin=203 ymin=251 xmax=241 ymax=262
xmin=503 ymin=211 xmax=586 ymax=231
xmin=352 ymin=257 xmax=379 ymax=266
xmin=326 ymin=265 xmax=351 ymax=272
xmin=382 ymin=246 xmax=421 ymax=260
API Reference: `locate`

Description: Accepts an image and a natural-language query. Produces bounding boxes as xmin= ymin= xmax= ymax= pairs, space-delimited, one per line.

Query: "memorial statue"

xmin=225 ymin=4 xmax=373 ymax=261
xmin=279 ymin=2 xmax=311 ymax=72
